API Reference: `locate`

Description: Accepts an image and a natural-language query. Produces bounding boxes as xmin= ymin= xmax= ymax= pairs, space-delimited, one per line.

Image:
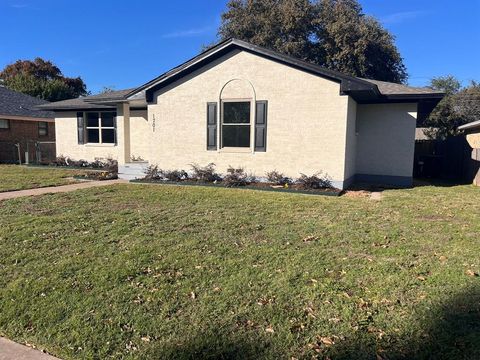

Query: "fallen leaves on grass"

xmin=465 ymin=269 xmax=479 ymax=277
xmin=302 ymin=235 xmax=318 ymax=243
xmin=265 ymin=326 xmax=275 ymax=333
xmin=257 ymin=297 xmax=275 ymax=306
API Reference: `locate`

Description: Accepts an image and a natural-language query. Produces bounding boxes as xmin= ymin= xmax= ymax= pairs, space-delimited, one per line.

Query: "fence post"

xmin=15 ymin=143 xmax=21 ymax=165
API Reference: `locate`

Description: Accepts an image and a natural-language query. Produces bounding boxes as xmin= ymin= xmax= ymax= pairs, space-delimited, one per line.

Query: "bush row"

xmin=143 ymin=163 xmax=333 ymax=189
xmin=51 ymin=156 xmax=118 ymax=173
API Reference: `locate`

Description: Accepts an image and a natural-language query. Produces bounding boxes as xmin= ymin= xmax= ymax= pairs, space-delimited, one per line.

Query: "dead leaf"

xmin=265 ymin=326 xmax=275 ymax=333
xmin=417 ymin=275 xmax=426 ymax=281
xmin=466 ymin=269 xmax=479 ymax=277
xmin=189 ymin=291 xmax=196 ymax=299
xmin=141 ymin=336 xmax=151 ymax=342
xmin=213 ymin=286 xmax=221 ymax=292
xmin=318 ymin=336 xmax=335 ymax=346
xmin=303 ymin=235 xmax=318 ymax=243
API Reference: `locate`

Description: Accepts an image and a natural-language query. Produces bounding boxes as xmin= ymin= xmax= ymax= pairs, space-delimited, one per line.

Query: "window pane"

xmin=0 ymin=119 xmax=9 ymax=129
xmin=222 ymin=125 xmax=250 ymax=147
xmin=101 ymin=112 xmax=115 ymax=127
xmin=87 ymin=129 xmax=99 ymax=143
xmin=223 ymin=102 xmax=250 ymax=124
xmin=101 ymin=129 xmax=115 ymax=144
xmin=38 ymin=122 xmax=48 ymax=136
xmin=87 ymin=113 xmax=99 ymax=127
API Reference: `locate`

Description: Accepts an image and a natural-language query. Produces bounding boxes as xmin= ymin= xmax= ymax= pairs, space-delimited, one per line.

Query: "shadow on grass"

xmin=143 ymin=330 xmax=275 ymax=360
xmin=325 ymin=285 xmax=480 ymax=360
xmin=347 ymin=178 xmax=471 ymax=193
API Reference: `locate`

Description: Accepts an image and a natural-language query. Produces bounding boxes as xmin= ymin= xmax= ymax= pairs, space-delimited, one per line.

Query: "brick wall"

xmin=0 ymin=119 xmax=55 ymax=163
xmin=0 ymin=119 xmax=55 ymax=142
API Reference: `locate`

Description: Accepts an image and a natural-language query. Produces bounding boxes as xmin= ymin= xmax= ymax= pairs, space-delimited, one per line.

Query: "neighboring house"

xmin=459 ymin=120 xmax=480 ymax=185
xmin=38 ymin=39 xmax=444 ymax=189
xmin=0 ymin=86 xmax=55 ymax=163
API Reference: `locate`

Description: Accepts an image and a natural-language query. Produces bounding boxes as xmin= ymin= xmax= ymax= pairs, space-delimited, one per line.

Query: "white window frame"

xmin=85 ymin=111 xmax=116 ymax=145
xmin=221 ymin=99 xmax=253 ymax=149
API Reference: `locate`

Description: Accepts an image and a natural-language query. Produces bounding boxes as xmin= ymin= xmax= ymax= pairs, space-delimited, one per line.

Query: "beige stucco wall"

xmin=355 ymin=103 xmax=417 ymax=179
xmin=54 ymin=109 xmax=148 ymax=162
xmin=148 ymin=49 xmax=351 ymax=185
xmin=128 ymin=109 xmax=149 ymax=161
xmin=55 ymin=111 xmax=119 ymax=161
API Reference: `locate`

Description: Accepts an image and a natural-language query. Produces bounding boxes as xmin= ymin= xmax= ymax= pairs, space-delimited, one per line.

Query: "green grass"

xmin=0 ymin=165 xmax=88 ymax=192
xmin=0 ymin=183 xmax=479 ymax=359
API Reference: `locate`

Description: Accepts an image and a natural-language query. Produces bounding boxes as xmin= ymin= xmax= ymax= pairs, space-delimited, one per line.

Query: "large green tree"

xmin=218 ymin=0 xmax=407 ymax=83
xmin=0 ymin=58 xmax=88 ymax=102
xmin=424 ymin=76 xmax=480 ymax=139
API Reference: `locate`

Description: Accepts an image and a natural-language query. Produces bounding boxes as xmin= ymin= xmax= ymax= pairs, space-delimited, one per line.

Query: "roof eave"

xmin=458 ymin=120 xmax=480 ymax=131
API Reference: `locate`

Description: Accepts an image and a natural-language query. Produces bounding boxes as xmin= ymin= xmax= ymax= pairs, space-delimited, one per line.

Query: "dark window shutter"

xmin=77 ymin=112 xmax=85 ymax=144
xmin=255 ymin=101 xmax=267 ymax=152
xmin=113 ymin=115 xmax=117 ymax=146
xmin=207 ymin=102 xmax=217 ymax=150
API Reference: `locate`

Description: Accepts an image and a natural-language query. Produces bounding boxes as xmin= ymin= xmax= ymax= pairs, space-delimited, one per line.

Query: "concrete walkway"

xmin=0 ymin=337 xmax=60 ymax=360
xmin=0 ymin=179 xmax=127 ymax=201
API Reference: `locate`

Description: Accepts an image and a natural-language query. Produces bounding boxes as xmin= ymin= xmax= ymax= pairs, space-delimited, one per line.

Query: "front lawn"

xmin=0 ymin=165 xmax=88 ymax=192
xmin=0 ymin=184 xmax=479 ymax=359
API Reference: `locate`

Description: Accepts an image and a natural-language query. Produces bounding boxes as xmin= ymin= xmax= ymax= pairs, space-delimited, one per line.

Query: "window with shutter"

xmin=222 ymin=101 xmax=251 ymax=148
xmin=83 ymin=111 xmax=117 ymax=144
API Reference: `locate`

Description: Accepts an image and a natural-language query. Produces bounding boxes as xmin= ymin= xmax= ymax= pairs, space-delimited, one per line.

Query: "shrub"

xmin=143 ymin=165 xmax=162 ymax=181
xmin=223 ymin=167 xmax=250 ymax=187
xmin=50 ymin=156 xmax=118 ymax=177
xmin=131 ymin=154 xmax=145 ymax=162
xmin=102 ymin=158 xmax=118 ymax=174
xmin=50 ymin=155 xmax=68 ymax=167
xmin=190 ymin=163 xmax=221 ymax=183
xmin=161 ymin=169 xmax=188 ymax=182
xmin=296 ymin=172 xmax=332 ymax=189
xmin=266 ymin=170 xmax=292 ymax=185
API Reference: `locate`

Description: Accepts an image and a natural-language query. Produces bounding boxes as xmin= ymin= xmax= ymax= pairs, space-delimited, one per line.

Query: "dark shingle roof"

xmin=360 ymin=78 xmax=442 ymax=96
xmin=37 ymin=88 xmax=135 ymax=110
xmin=0 ymin=86 xmax=54 ymax=119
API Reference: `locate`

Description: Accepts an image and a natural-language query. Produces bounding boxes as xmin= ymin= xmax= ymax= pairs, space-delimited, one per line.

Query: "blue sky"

xmin=0 ymin=0 xmax=478 ymax=94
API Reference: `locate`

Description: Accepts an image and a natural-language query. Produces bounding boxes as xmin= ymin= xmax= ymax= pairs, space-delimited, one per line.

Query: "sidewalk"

xmin=0 ymin=337 xmax=60 ymax=360
xmin=0 ymin=179 xmax=127 ymax=201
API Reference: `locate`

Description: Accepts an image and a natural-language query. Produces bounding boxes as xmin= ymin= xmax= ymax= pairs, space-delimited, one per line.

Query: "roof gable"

xmin=128 ymin=39 xmax=384 ymax=103
xmin=127 ymin=38 xmax=443 ymax=104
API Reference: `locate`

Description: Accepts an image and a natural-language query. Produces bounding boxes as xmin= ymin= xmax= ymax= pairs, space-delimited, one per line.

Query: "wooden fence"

xmin=414 ymin=135 xmax=480 ymax=183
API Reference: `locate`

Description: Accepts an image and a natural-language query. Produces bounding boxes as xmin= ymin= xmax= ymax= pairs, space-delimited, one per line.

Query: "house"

xmin=0 ymin=86 xmax=55 ymax=163
xmin=458 ymin=120 xmax=480 ymax=185
xmin=38 ymin=39 xmax=444 ymax=189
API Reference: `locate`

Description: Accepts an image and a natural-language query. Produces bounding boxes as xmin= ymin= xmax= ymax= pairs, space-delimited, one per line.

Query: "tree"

xmin=0 ymin=58 xmax=88 ymax=101
xmin=217 ymin=0 xmax=407 ymax=83
xmin=98 ymin=86 xmax=116 ymax=94
xmin=424 ymin=76 xmax=480 ymax=139
xmin=219 ymin=0 xmax=316 ymax=61
xmin=429 ymin=75 xmax=461 ymax=95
